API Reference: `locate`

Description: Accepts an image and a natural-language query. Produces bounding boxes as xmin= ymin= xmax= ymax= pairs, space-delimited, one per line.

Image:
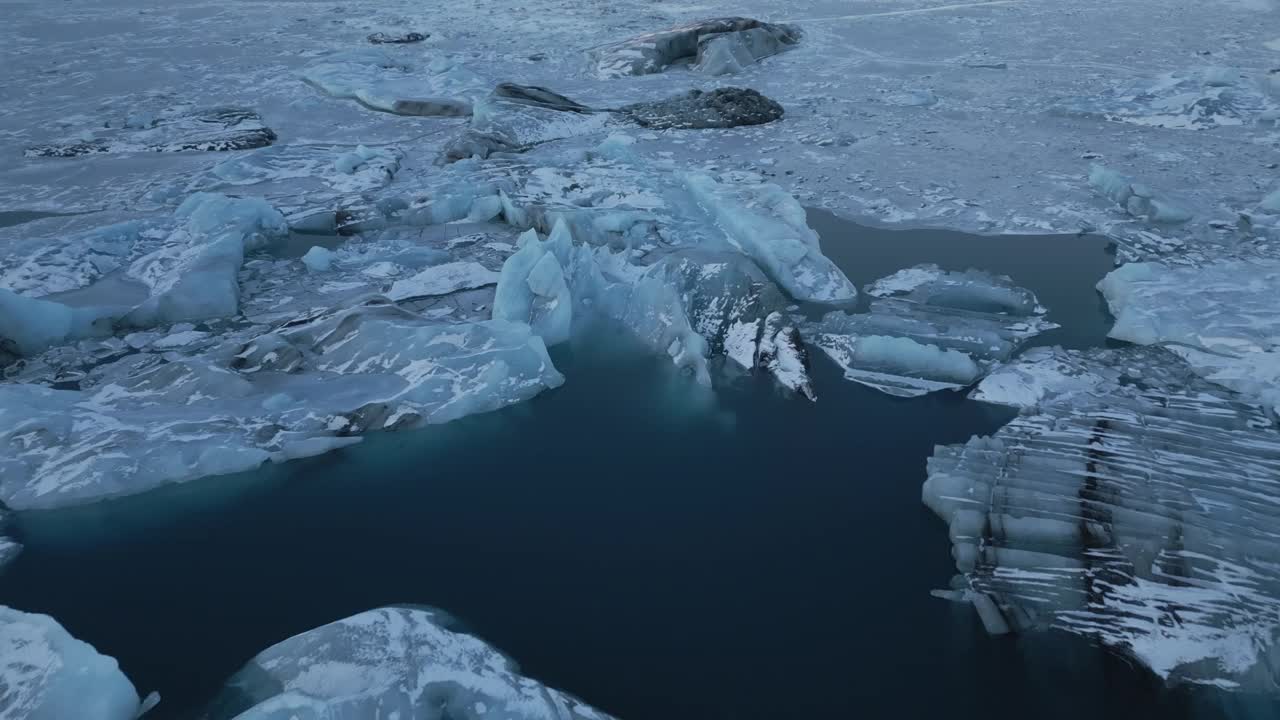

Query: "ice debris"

xmin=442 ymin=84 xmax=784 ymax=163
xmin=367 ymin=31 xmax=427 ymax=44
xmin=300 ymin=246 xmax=335 ymax=272
xmin=1058 ymin=67 xmax=1279 ymax=130
xmin=0 ymin=606 xmax=150 ymax=720
xmin=1098 ymin=255 xmax=1280 ymax=413
xmin=590 ymin=17 xmax=801 ymax=78
xmin=1088 ymin=165 xmax=1193 ymax=225
xmin=925 ymin=345 xmax=1280 ymax=693
xmin=807 ymin=264 xmax=1055 ymax=397
xmin=202 ymin=606 xmax=614 ymax=720
xmin=25 ymin=107 xmax=275 ymax=158
xmin=301 ymin=49 xmax=488 ymax=116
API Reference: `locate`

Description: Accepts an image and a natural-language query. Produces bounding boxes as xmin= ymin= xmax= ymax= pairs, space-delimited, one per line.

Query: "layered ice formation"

xmin=924 ymin=345 xmax=1280 ymax=692
xmin=24 ymin=107 xmax=276 ymax=158
xmin=301 ymin=49 xmax=488 ymax=116
xmin=590 ymin=17 xmax=801 ymax=78
xmin=202 ymin=605 xmax=615 ymax=720
xmin=0 ymin=606 xmax=148 ymax=720
xmin=1098 ymin=255 xmax=1280 ymax=413
xmin=806 ymin=265 xmax=1054 ymax=397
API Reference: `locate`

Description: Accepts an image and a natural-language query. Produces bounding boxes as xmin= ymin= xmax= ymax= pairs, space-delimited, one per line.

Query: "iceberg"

xmin=806 ymin=264 xmax=1055 ymax=397
xmin=924 ymin=345 xmax=1280 ymax=693
xmin=0 ymin=606 xmax=149 ymax=720
xmin=202 ymin=606 xmax=614 ymax=720
xmin=589 ymin=17 xmax=801 ymax=78
xmin=1098 ymin=255 xmax=1280 ymax=413
xmin=300 ymin=50 xmax=488 ymax=117
xmin=681 ymin=172 xmax=856 ymax=304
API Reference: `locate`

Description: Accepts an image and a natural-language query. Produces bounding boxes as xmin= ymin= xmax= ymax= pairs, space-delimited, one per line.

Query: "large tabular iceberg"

xmin=926 ymin=345 xmax=1280 ymax=693
xmin=202 ymin=606 xmax=615 ymax=720
xmin=0 ymin=606 xmax=149 ymax=720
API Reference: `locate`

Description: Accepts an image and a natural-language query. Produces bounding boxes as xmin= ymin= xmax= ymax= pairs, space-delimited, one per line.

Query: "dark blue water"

xmin=0 ymin=216 xmax=1252 ymax=719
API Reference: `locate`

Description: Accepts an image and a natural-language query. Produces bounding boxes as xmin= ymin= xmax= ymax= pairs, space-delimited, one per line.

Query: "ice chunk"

xmin=0 ymin=606 xmax=144 ymax=720
xmin=0 ymin=303 xmax=562 ymax=510
xmin=301 ymin=50 xmax=487 ymax=116
xmin=682 ymin=172 xmax=856 ymax=303
xmin=1260 ymin=189 xmax=1280 ymax=214
xmin=590 ymin=17 xmax=800 ymax=78
xmin=442 ymin=84 xmax=618 ymax=162
xmin=203 ymin=606 xmax=614 ymax=720
xmin=300 ymin=246 xmax=334 ymax=272
xmin=1088 ymin=165 xmax=1193 ymax=224
xmin=493 ymin=229 xmax=573 ymax=345
xmin=386 ymin=261 xmax=499 ymax=300
xmin=0 ymin=289 xmax=110 ymax=357
xmin=806 ymin=265 xmax=1054 ymax=397
xmin=924 ymin=346 xmax=1280 ymax=693
xmin=24 ymin=107 xmax=274 ymax=158
xmin=124 ymin=193 xmax=288 ymax=327
xmin=1098 ymin=256 xmax=1280 ymax=413
xmin=757 ymin=311 xmax=815 ymax=400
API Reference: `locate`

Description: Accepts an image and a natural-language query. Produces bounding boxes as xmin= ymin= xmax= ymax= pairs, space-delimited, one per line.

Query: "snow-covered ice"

xmin=0 ymin=606 xmax=147 ymax=720
xmin=1098 ymin=255 xmax=1280 ymax=413
xmin=203 ymin=605 xmax=614 ymax=720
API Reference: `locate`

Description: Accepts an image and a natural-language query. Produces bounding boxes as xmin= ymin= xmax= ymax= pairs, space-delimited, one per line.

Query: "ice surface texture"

xmin=590 ymin=17 xmax=800 ymax=78
xmin=807 ymin=264 xmax=1054 ymax=397
xmin=925 ymin=346 xmax=1280 ymax=692
xmin=1098 ymin=256 xmax=1280 ymax=413
xmin=0 ymin=606 xmax=144 ymax=720
xmin=24 ymin=107 xmax=275 ymax=158
xmin=0 ymin=301 xmax=561 ymax=510
xmin=203 ymin=606 xmax=614 ymax=720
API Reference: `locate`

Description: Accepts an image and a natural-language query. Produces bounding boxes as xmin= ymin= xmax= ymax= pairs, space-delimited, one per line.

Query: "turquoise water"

xmin=0 ymin=217 xmax=1255 ymax=719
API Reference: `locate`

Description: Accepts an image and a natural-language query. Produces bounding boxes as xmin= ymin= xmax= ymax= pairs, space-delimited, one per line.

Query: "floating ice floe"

xmin=590 ymin=17 xmax=801 ymax=78
xmin=806 ymin=264 xmax=1055 ymax=397
xmin=0 ymin=605 xmax=155 ymax=720
xmin=0 ymin=300 xmax=561 ymax=510
xmin=1097 ymin=254 xmax=1280 ymax=413
xmin=1088 ymin=165 xmax=1193 ymax=225
xmin=24 ymin=107 xmax=276 ymax=158
xmin=925 ymin=345 xmax=1280 ymax=693
xmin=202 ymin=606 xmax=614 ymax=720
xmin=1057 ymin=67 xmax=1280 ymax=130
xmin=301 ymin=49 xmax=488 ymax=117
